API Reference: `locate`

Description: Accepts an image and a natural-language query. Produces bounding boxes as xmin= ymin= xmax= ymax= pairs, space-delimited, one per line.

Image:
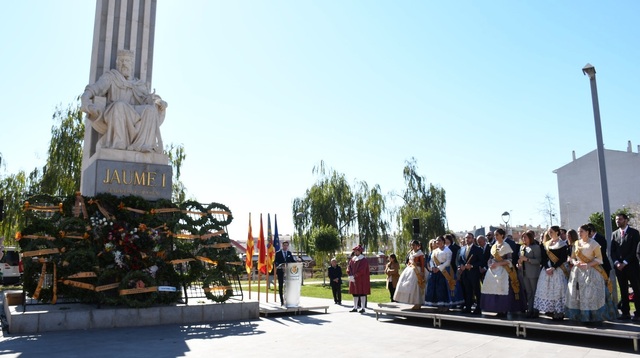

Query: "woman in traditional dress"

xmin=393 ymin=240 xmax=427 ymax=309
xmin=533 ymin=226 xmax=569 ymax=320
xmin=385 ymin=254 xmax=401 ymax=302
xmin=425 ymin=236 xmax=455 ymax=312
xmin=565 ymin=224 xmax=616 ymax=325
xmin=480 ymin=228 xmax=525 ymax=317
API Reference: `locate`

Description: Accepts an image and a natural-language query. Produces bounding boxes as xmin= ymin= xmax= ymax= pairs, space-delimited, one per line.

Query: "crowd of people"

xmin=384 ymin=213 xmax=639 ymax=326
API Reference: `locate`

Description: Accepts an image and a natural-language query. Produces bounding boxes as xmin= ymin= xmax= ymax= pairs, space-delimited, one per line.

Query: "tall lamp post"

xmin=582 ymin=63 xmax=615 ymax=300
xmin=501 ymin=211 xmax=510 ymax=232
xmin=295 ymin=212 xmax=305 ymax=285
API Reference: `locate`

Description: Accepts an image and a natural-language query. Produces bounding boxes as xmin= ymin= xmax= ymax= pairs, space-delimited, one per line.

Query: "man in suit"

xmin=587 ymin=223 xmax=612 ymax=278
xmin=458 ymin=233 xmax=483 ymax=314
xmin=610 ymin=213 xmax=640 ymax=320
xmin=274 ymin=241 xmax=297 ymax=306
xmin=476 ymin=235 xmax=491 ymax=281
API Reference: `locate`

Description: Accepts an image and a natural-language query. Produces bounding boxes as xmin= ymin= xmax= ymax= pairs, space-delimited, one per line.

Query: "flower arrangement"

xmin=18 ymin=193 xmax=240 ymax=307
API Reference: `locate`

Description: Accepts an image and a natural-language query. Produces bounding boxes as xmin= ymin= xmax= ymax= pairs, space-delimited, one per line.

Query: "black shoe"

xmin=618 ymin=314 xmax=632 ymax=320
xmin=632 ymin=316 xmax=640 ymax=322
xmin=473 ymin=309 xmax=481 ymax=315
xmin=462 ymin=309 xmax=472 ymax=314
xmin=349 ymin=308 xmax=357 ymax=312
xmin=359 ymin=309 xmax=365 ymax=313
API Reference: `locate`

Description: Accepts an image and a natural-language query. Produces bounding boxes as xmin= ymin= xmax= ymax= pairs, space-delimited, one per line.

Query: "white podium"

xmin=284 ymin=262 xmax=303 ymax=307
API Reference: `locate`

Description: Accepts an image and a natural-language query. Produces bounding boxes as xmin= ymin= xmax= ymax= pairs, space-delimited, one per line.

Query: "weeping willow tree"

xmin=396 ymin=158 xmax=447 ymax=250
xmin=292 ymin=161 xmax=390 ymax=254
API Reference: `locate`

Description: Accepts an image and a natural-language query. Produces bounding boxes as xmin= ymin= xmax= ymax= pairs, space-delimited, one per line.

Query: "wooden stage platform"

xmin=258 ymin=301 xmax=329 ymax=317
xmin=373 ymin=303 xmax=640 ymax=352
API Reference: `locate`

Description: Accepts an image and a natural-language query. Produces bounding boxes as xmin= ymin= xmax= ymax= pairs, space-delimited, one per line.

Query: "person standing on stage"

xmin=385 ymin=254 xmax=401 ymax=302
xmin=458 ymin=233 xmax=483 ymax=314
xmin=328 ymin=258 xmax=343 ymax=305
xmin=347 ymin=244 xmax=371 ymax=313
xmin=610 ymin=213 xmax=640 ymax=320
xmin=274 ymin=241 xmax=297 ymax=306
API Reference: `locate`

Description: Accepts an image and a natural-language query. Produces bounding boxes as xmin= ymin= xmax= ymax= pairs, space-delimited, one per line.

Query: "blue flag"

xmin=273 ymin=214 xmax=281 ymax=251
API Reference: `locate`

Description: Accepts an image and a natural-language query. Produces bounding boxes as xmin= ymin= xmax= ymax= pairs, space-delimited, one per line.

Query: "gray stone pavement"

xmin=0 ymin=293 xmax=636 ymax=358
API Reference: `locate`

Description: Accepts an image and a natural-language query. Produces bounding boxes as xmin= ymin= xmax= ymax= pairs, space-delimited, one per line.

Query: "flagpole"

xmin=273 ymin=214 xmax=279 ymax=302
xmin=246 ymin=213 xmax=254 ymax=300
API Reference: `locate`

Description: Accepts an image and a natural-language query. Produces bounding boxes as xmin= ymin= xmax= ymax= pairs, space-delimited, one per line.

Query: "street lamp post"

xmin=501 ymin=211 xmax=510 ymax=232
xmin=295 ymin=212 xmax=305 ymax=285
xmin=582 ymin=63 xmax=615 ymax=300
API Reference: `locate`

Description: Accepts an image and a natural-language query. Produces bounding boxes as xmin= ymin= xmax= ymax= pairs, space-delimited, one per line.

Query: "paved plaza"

xmin=1 ymin=293 xmax=636 ymax=358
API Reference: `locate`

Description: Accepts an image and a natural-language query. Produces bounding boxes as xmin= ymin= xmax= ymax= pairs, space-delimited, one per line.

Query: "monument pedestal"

xmin=82 ymin=149 xmax=172 ymax=201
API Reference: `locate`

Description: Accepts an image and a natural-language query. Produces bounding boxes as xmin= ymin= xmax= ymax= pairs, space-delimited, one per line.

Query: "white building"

xmin=554 ymin=141 xmax=640 ymax=230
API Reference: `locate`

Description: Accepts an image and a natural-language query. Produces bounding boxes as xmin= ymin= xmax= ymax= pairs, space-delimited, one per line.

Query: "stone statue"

xmin=81 ymin=49 xmax=167 ymax=153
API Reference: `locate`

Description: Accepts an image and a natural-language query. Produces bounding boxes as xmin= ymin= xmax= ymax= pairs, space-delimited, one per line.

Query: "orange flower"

xmin=138 ymin=223 xmax=148 ymax=232
xmin=58 ymin=203 xmax=63 ymax=212
xmin=59 ymin=231 xmax=66 ymax=238
xmin=118 ymin=202 xmax=125 ymax=210
xmin=23 ymin=201 xmax=30 ymax=211
xmin=83 ymin=232 xmax=90 ymax=239
xmin=150 ymin=208 xmax=156 ymax=215
xmin=15 ymin=232 xmax=22 ymax=241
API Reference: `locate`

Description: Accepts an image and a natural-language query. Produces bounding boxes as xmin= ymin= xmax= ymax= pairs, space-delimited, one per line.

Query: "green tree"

xmin=355 ymin=181 xmax=389 ymax=253
xmin=396 ymin=158 xmax=447 ymax=250
xmin=0 ymin=171 xmax=31 ymax=246
xmin=165 ymin=143 xmax=187 ymax=203
xmin=311 ymin=225 xmax=341 ymax=285
xmin=292 ymin=161 xmax=355 ymax=252
xmin=40 ymin=101 xmax=84 ymax=196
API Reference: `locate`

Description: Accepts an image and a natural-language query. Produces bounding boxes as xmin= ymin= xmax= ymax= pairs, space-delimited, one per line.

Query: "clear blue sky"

xmin=1 ymin=1 xmax=639 ymax=242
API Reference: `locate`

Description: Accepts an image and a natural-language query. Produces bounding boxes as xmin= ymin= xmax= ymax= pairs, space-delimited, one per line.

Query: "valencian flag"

xmin=245 ymin=213 xmax=254 ymax=274
xmin=257 ymin=213 xmax=267 ymax=274
xmin=266 ymin=214 xmax=276 ymax=273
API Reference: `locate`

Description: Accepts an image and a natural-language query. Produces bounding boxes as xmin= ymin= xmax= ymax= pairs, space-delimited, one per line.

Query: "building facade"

xmin=554 ymin=142 xmax=640 ymax=230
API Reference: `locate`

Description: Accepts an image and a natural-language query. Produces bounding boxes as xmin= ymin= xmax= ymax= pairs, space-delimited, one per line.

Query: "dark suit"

xmin=592 ymin=232 xmax=612 ymax=277
xmin=611 ymin=226 xmax=640 ymax=316
xmin=479 ymin=244 xmax=492 ymax=281
xmin=274 ymin=249 xmax=297 ymax=304
xmin=458 ymin=244 xmax=483 ymax=313
xmin=328 ymin=265 xmax=343 ymax=304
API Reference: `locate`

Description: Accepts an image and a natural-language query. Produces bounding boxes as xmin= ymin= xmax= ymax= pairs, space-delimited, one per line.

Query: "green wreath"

xmin=202 ymin=269 xmax=232 ymax=303
xmin=57 ymin=249 xmax=98 ymax=303
xmin=153 ymin=261 xmax=183 ymax=304
xmin=20 ymin=239 xmax=61 ymax=303
xmin=96 ymin=268 xmax=126 ymax=305
xmin=119 ymin=270 xmax=157 ymax=308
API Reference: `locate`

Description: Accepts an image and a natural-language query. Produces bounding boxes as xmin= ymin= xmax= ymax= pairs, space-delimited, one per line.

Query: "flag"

xmin=245 ymin=213 xmax=254 ymax=274
xmin=257 ymin=213 xmax=267 ymax=274
xmin=273 ymin=214 xmax=281 ymax=252
xmin=266 ymin=214 xmax=275 ymax=273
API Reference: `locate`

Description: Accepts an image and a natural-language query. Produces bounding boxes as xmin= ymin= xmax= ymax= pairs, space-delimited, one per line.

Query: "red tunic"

xmin=348 ymin=255 xmax=371 ymax=295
